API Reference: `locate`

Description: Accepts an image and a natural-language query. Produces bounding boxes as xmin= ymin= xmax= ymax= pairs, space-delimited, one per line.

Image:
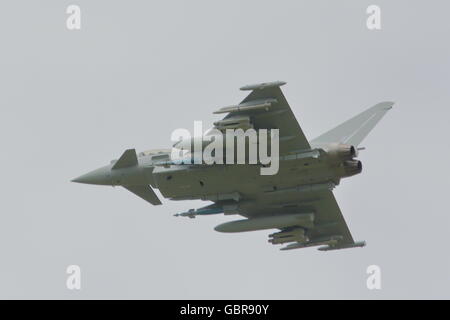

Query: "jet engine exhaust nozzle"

xmin=342 ymin=160 xmax=362 ymax=177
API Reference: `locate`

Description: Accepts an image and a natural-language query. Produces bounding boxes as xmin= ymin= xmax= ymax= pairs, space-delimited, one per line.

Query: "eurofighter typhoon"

xmin=72 ymin=81 xmax=393 ymax=251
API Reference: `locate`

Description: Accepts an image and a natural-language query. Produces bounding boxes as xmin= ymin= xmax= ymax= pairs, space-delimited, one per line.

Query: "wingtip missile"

xmin=239 ymin=81 xmax=287 ymax=91
xmin=317 ymin=240 xmax=366 ymax=251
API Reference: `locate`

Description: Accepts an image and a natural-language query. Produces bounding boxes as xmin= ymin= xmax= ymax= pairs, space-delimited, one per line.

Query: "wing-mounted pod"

xmin=212 ymin=98 xmax=279 ymax=131
xmin=213 ymin=115 xmax=254 ymax=131
xmin=268 ymin=228 xmax=308 ymax=245
xmin=214 ymin=213 xmax=314 ymax=233
xmin=212 ymin=84 xmax=282 ymax=132
xmin=280 ymin=237 xmax=366 ymax=251
xmin=280 ymin=235 xmax=344 ymax=251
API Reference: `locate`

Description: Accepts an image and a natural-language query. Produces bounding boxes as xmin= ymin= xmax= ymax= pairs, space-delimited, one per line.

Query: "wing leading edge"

xmin=278 ymin=191 xmax=365 ymax=251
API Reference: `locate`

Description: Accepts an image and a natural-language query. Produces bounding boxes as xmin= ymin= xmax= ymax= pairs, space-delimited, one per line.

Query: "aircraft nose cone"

xmin=71 ymin=166 xmax=111 ymax=185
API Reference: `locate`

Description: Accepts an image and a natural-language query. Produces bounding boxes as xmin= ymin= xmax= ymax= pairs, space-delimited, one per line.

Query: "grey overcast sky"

xmin=0 ymin=0 xmax=449 ymax=299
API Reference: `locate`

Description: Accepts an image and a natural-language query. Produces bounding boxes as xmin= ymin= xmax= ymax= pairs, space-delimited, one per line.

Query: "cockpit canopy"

xmin=138 ymin=149 xmax=171 ymax=158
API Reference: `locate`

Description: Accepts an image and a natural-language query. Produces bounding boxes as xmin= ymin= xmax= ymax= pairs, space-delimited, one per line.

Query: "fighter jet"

xmin=72 ymin=81 xmax=393 ymax=251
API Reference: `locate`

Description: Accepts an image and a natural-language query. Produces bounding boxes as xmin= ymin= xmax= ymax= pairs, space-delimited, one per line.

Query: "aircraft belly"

xmin=153 ymin=159 xmax=337 ymax=202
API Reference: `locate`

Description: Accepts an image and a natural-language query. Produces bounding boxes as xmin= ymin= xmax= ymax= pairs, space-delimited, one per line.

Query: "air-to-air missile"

xmin=317 ymin=241 xmax=366 ymax=251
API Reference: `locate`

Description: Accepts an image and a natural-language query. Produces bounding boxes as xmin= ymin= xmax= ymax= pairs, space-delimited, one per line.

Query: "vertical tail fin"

xmin=311 ymin=102 xmax=394 ymax=147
